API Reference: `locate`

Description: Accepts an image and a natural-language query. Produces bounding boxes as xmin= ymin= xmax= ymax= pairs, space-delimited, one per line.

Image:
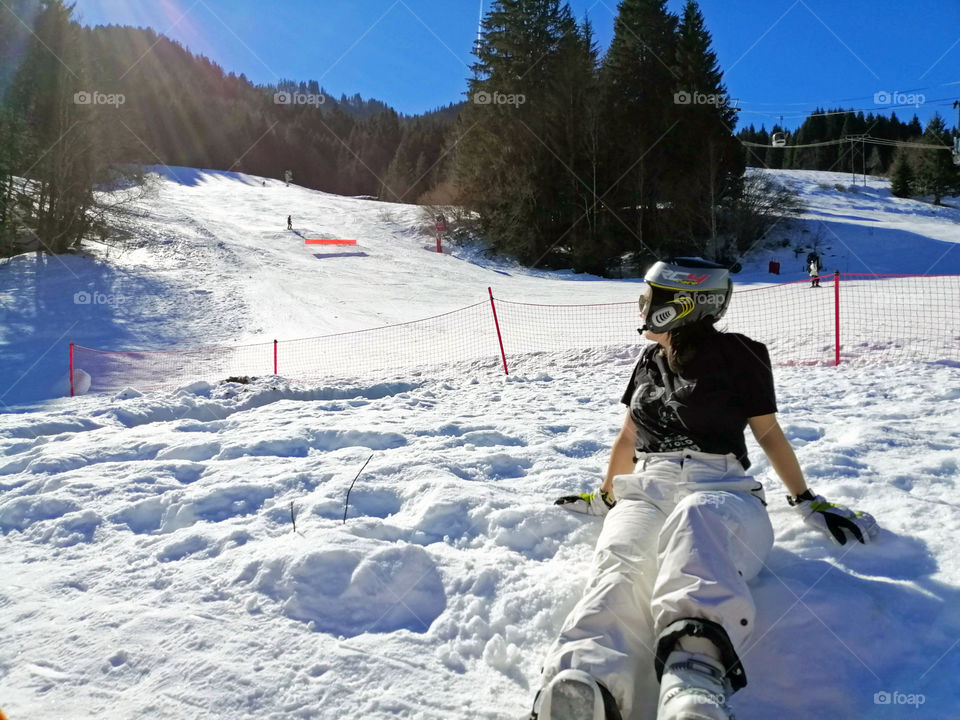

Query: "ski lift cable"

xmin=737 ymin=100 xmax=957 ymax=121
xmin=733 ymin=95 xmax=960 ymax=126
xmin=842 ymin=134 xmax=953 ymax=149
xmin=740 ymin=138 xmax=847 ymax=148
xmin=731 ymin=80 xmax=960 ymax=108
xmin=739 ymin=135 xmax=952 ymax=150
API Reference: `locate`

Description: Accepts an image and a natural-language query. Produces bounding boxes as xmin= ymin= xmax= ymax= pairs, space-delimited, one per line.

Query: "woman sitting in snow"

xmin=530 ymin=258 xmax=877 ymax=720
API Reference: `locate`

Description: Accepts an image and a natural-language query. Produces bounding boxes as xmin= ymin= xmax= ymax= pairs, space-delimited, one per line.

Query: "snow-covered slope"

xmin=2 ymin=167 xmax=645 ymax=406
xmin=1 ymin=169 xmax=959 ymax=719
xmin=741 ymin=170 xmax=960 ymax=278
xmin=3 ymin=166 xmax=959 ymax=406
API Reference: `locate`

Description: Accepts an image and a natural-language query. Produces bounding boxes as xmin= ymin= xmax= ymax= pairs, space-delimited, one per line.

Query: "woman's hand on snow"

xmin=555 ymin=488 xmax=616 ymax=517
xmin=789 ymin=490 xmax=878 ymax=545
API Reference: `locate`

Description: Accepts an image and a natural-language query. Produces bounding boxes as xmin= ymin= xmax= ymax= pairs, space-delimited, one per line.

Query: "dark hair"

xmin=663 ymin=318 xmax=720 ymax=374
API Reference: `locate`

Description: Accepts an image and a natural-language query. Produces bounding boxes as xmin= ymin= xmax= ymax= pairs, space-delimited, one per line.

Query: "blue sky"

xmin=68 ymin=0 xmax=960 ymax=130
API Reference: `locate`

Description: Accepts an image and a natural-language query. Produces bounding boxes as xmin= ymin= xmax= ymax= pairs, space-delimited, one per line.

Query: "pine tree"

xmin=737 ymin=125 xmax=762 ymax=169
xmin=7 ymin=0 xmax=97 ymax=253
xmin=457 ymin=0 xmax=596 ymax=267
xmin=598 ymin=0 xmax=678 ymax=259
xmin=0 ymin=0 xmax=31 ymax=254
xmin=763 ymin=124 xmax=784 ymax=170
xmin=906 ymin=115 xmax=924 ymax=139
xmin=790 ymin=112 xmax=810 ymax=169
xmin=915 ymin=114 xmax=959 ymax=204
xmin=555 ymin=14 xmax=605 ymax=273
xmin=889 ymin=151 xmax=914 ymax=198
xmin=865 ymin=145 xmax=884 ymax=176
xmin=670 ymin=0 xmax=743 ymax=258
xmin=0 ymin=110 xmax=29 ymax=257
xmin=1 ymin=0 xmax=35 ymax=96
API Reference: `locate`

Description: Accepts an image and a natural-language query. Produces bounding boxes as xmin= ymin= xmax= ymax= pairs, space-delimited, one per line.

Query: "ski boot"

xmin=530 ymin=668 xmax=622 ymax=720
xmin=658 ymin=650 xmax=735 ymax=720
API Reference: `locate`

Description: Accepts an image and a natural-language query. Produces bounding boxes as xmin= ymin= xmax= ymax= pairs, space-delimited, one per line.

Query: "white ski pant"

xmin=539 ymin=450 xmax=774 ymax=720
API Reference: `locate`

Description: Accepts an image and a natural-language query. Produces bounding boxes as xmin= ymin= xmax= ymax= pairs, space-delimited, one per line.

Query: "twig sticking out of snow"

xmin=343 ymin=454 xmax=374 ymax=524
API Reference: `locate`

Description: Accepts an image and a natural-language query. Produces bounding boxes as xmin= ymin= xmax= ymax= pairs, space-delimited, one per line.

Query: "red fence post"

xmin=834 ymin=271 xmax=841 ymax=366
xmin=488 ymin=287 xmax=509 ymax=375
xmin=69 ymin=342 xmax=75 ymax=397
xmin=273 ymin=339 xmax=278 ymax=375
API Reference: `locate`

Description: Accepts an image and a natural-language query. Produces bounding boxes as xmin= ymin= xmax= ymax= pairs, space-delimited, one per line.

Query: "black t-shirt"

xmin=620 ymin=333 xmax=777 ymax=469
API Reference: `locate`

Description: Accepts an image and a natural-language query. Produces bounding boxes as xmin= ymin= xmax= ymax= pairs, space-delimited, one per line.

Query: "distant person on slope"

xmin=806 ymin=251 xmax=822 ymax=287
xmin=287 ymin=215 xmax=292 ymax=230
xmin=530 ymin=258 xmax=878 ymax=720
xmin=808 ymin=258 xmax=822 ymax=287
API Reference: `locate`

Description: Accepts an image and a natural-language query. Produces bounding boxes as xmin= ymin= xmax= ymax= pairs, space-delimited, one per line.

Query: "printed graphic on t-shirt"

xmin=634 ymin=376 xmax=700 ymax=451
xmin=620 ymin=334 xmax=777 ymax=469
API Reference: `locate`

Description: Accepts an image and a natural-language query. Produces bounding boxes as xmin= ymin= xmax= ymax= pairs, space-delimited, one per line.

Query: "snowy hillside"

xmin=1 ymin=168 xmax=959 ymax=719
xmin=745 ymin=170 xmax=960 ymax=278
xmin=1 ymin=166 xmax=645 ymax=406
xmin=3 ymin=166 xmax=960 ymax=405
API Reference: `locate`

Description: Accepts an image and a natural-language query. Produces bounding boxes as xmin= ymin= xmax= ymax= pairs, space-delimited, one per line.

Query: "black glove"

xmin=555 ymin=488 xmax=616 ymax=517
xmin=788 ymin=489 xmax=878 ymax=545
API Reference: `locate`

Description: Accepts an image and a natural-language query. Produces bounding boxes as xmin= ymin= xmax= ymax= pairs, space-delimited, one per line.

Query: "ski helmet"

xmin=639 ymin=257 xmax=732 ymax=333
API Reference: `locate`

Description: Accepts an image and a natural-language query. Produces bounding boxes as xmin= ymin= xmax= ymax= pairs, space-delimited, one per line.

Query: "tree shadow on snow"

xmin=146 ymin=165 xmax=263 ymax=188
xmin=0 ymin=252 xmax=194 ymax=406
xmin=808 ymin=219 xmax=960 ymax=275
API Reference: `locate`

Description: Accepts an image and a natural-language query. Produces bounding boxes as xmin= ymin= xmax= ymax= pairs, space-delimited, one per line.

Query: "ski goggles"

xmin=638 ymin=286 xmax=652 ymax=318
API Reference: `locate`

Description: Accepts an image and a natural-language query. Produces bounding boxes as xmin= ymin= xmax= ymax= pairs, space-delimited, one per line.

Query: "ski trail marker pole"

xmin=488 ymin=287 xmax=508 ymax=375
xmin=834 ymin=270 xmax=841 ymax=366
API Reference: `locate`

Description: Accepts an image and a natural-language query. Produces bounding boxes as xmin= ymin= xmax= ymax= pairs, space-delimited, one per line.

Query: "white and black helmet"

xmin=639 ymin=257 xmax=733 ymax=333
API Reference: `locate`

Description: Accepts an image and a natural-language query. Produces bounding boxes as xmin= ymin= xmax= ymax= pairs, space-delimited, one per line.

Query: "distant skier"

xmin=287 ymin=215 xmax=292 ymax=230
xmin=531 ymin=257 xmax=878 ymax=720
xmin=807 ymin=251 xmax=822 ymax=287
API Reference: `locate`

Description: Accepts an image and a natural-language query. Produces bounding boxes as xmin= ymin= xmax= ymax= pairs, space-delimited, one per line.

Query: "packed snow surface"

xmin=1 ymin=168 xmax=959 ymax=718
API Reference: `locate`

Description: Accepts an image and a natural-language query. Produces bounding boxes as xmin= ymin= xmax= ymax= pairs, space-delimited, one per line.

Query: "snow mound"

xmin=249 ymin=542 xmax=447 ymax=635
